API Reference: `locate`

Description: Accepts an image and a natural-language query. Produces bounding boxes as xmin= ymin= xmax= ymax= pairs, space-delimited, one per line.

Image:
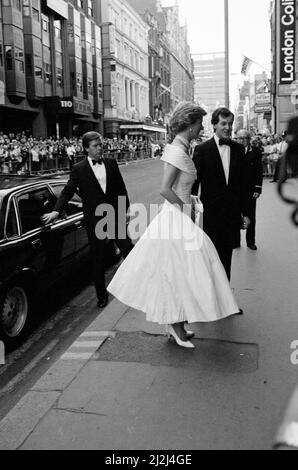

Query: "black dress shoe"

xmin=97 ymin=294 xmax=109 ymax=309
xmin=235 ymin=309 xmax=244 ymax=315
xmin=247 ymin=244 xmax=257 ymax=251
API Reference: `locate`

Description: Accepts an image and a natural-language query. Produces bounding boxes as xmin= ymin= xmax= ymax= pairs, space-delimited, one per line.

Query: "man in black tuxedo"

xmin=192 ymin=107 xmax=250 ymax=282
xmin=42 ymin=131 xmax=133 ymax=308
xmin=235 ymin=130 xmax=263 ymax=250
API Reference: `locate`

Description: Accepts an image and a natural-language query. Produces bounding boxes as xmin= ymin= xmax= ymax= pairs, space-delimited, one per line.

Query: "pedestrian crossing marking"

xmin=61 ymin=331 xmax=116 ymax=360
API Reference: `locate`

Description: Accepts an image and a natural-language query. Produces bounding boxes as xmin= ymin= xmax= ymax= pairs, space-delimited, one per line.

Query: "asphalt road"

xmin=0 ymin=159 xmax=163 ymax=419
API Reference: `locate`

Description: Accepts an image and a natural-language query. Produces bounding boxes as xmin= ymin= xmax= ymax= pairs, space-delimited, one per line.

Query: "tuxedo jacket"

xmin=245 ymin=145 xmax=263 ymax=195
xmin=192 ymin=137 xmax=249 ymax=244
xmin=54 ymin=157 xmax=130 ymax=238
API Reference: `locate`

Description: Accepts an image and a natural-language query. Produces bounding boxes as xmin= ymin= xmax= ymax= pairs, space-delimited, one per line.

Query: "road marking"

xmin=72 ymin=341 xmax=105 ymax=348
xmin=80 ymin=331 xmax=116 ymax=338
xmin=60 ymin=331 xmax=116 ymax=360
xmin=61 ymin=352 xmax=95 ymax=360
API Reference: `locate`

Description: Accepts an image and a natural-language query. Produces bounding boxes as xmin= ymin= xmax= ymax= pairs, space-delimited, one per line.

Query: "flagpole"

xmin=224 ymin=0 xmax=230 ymax=109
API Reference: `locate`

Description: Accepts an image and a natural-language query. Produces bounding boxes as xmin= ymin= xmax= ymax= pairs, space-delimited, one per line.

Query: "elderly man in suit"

xmin=235 ymin=129 xmax=263 ymax=250
xmin=192 ymin=107 xmax=250 ymax=282
xmin=42 ymin=131 xmax=133 ymax=308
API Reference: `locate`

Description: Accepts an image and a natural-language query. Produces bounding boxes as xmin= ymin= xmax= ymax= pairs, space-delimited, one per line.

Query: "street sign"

xmin=255 ymin=93 xmax=271 ymax=105
xmin=254 ymin=104 xmax=272 ymax=113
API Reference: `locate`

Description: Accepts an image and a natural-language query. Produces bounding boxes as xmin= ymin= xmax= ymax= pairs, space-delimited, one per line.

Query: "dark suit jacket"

xmin=192 ymin=137 xmax=249 ymax=246
xmin=54 ymin=157 xmax=130 ymax=239
xmin=245 ymin=145 xmax=263 ymax=195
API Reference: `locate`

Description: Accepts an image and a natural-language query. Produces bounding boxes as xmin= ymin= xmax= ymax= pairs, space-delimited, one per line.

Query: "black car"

xmin=0 ymin=174 xmax=118 ymax=345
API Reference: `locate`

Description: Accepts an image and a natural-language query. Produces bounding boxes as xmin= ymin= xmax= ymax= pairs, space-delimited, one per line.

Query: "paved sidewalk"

xmin=0 ymin=181 xmax=298 ymax=450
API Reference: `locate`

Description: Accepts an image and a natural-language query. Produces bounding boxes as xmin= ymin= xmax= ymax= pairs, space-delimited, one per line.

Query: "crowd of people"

xmin=0 ymin=131 xmax=157 ymax=175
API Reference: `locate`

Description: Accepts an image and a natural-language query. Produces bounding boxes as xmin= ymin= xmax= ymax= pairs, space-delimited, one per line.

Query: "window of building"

xmin=5 ymin=46 xmax=13 ymax=71
xmin=54 ymin=20 xmax=62 ymax=40
xmin=16 ymin=59 xmax=24 ymax=73
xmin=13 ymin=0 xmax=21 ymax=11
xmin=23 ymin=5 xmax=30 ymax=16
xmin=56 ymin=67 xmax=63 ymax=88
xmin=42 ymin=18 xmax=49 ymax=32
xmin=34 ymin=65 xmax=42 ymax=78
xmin=32 ymin=7 xmax=39 ymax=22
xmin=87 ymin=78 xmax=93 ymax=96
xmin=98 ymin=82 xmax=102 ymax=98
xmin=75 ymin=34 xmax=81 ymax=47
xmin=44 ymin=63 xmax=52 ymax=84
xmin=87 ymin=0 xmax=93 ymax=17
xmin=115 ymin=39 xmax=120 ymax=59
xmin=77 ymin=72 xmax=82 ymax=92
xmin=0 ymin=44 xmax=3 ymax=67
xmin=77 ymin=0 xmax=84 ymax=9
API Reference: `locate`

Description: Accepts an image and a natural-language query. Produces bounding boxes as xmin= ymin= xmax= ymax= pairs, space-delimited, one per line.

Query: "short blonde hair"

xmin=169 ymin=102 xmax=207 ymax=136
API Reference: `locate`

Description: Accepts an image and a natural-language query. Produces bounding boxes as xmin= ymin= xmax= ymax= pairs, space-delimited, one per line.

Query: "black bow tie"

xmin=219 ymin=139 xmax=232 ymax=147
xmin=92 ymin=158 xmax=103 ymax=166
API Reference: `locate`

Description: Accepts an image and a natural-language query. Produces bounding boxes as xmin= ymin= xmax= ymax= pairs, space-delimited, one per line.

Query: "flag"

xmin=241 ymin=56 xmax=253 ymax=75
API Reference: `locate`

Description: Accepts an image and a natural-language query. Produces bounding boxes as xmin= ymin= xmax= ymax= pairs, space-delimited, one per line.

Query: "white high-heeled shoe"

xmin=166 ymin=325 xmax=195 ymax=349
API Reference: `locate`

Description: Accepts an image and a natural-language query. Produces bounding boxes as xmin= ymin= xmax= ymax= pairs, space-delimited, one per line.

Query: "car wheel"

xmin=0 ymin=285 xmax=29 ymax=341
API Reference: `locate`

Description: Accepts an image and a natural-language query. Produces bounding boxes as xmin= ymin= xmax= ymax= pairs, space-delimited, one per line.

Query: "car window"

xmin=50 ymin=183 xmax=83 ymax=217
xmin=17 ymin=187 xmax=55 ymax=234
xmin=5 ymin=201 xmax=19 ymax=238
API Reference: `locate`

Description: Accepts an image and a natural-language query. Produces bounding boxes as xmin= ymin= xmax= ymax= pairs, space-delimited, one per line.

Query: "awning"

xmin=120 ymin=124 xmax=166 ymax=134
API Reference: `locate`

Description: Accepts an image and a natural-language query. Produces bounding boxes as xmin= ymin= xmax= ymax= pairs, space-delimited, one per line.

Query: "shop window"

xmin=5 ymin=46 xmax=13 ymax=71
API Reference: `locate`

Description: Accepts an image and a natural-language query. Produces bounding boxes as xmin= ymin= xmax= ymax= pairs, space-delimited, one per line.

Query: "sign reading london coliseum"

xmin=280 ymin=0 xmax=296 ymax=84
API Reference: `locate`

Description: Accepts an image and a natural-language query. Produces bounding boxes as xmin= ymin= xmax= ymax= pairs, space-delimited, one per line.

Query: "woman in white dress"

xmin=107 ymin=102 xmax=240 ymax=349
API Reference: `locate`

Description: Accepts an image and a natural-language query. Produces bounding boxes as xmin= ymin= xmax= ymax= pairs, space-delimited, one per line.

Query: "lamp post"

xmin=224 ymin=0 xmax=230 ymax=109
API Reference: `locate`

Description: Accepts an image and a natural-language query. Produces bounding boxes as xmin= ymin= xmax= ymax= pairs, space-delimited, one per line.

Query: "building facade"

xmin=271 ymin=0 xmax=298 ymax=133
xmin=193 ymin=52 xmax=225 ymax=136
xmin=163 ymin=3 xmax=194 ymax=112
xmin=126 ymin=0 xmax=171 ymax=126
xmin=99 ymin=0 xmax=150 ymax=138
xmin=0 ymin=0 xmax=104 ymax=138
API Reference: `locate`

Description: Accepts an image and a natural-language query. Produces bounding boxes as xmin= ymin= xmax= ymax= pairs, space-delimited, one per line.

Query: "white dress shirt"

xmin=88 ymin=157 xmax=107 ymax=193
xmin=214 ymin=134 xmax=230 ymax=184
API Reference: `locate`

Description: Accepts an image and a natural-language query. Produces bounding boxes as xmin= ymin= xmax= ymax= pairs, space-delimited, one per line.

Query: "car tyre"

xmin=0 ymin=284 xmax=30 ymax=345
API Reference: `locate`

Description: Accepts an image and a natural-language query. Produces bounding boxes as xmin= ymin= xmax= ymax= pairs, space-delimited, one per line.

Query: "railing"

xmin=0 ymin=148 xmax=153 ymax=176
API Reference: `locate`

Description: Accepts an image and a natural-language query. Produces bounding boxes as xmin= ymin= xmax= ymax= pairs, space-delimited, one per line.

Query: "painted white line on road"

xmin=72 ymin=341 xmax=104 ymax=348
xmin=80 ymin=331 xmax=116 ymax=338
xmin=61 ymin=352 xmax=96 ymax=360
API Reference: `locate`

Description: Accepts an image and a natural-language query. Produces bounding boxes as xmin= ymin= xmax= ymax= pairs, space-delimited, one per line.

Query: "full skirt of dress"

xmin=107 ymin=202 xmax=239 ymax=325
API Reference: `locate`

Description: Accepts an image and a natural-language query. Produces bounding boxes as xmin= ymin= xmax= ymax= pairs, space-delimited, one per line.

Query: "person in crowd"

xmin=41 ymin=131 xmax=134 ymax=309
xmin=191 ymin=107 xmax=250 ymax=282
xmin=271 ymin=131 xmax=289 ymax=183
xmin=235 ymin=130 xmax=263 ymax=250
xmin=108 ymin=102 xmax=242 ymax=350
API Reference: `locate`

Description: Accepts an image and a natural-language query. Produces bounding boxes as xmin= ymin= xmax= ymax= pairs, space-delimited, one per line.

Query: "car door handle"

xmin=31 ymin=239 xmax=42 ymax=249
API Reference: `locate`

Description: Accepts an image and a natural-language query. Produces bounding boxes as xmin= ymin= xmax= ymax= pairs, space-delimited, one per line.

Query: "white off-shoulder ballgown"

xmin=107 ymin=141 xmax=239 ymax=325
